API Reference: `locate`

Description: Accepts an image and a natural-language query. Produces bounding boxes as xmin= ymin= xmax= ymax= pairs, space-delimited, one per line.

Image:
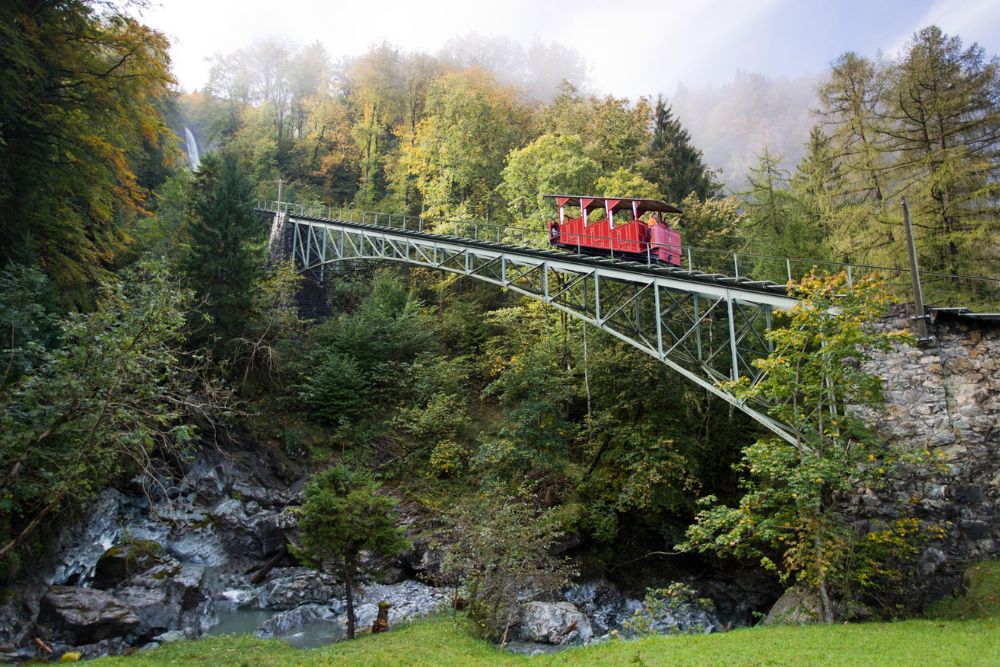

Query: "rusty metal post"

xmin=902 ymin=197 xmax=932 ymax=343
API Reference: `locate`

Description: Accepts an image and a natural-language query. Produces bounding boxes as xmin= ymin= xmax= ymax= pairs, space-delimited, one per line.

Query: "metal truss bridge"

xmin=258 ymin=202 xmax=809 ymax=443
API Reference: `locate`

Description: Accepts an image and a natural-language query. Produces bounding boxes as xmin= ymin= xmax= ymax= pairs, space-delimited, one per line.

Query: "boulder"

xmin=92 ymin=540 xmax=164 ymax=590
xmin=126 ymin=563 xmax=206 ymax=612
xmin=764 ymin=586 xmax=823 ymax=624
xmin=519 ymin=601 xmax=593 ymax=645
xmin=563 ymin=580 xmax=627 ymax=635
xmin=113 ymin=586 xmax=178 ymax=638
xmin=38 ymin=586 xmax=139 ymax=645
xmin=258 ymin=568 xmax=337 ymax=609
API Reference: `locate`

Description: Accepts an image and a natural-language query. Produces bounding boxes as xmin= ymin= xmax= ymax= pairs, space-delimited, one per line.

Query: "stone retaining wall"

xmin=863 ymin=307 xmax=999 ymax=598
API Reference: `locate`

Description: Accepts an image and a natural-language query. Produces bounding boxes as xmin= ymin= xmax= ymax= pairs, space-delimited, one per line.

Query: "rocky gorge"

xmin=0 ymin=442 xmax=772 ymax=662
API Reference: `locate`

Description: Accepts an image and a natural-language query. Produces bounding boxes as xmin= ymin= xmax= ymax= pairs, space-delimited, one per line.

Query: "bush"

xmin=436 ymin=489 xmax=575 ymax=642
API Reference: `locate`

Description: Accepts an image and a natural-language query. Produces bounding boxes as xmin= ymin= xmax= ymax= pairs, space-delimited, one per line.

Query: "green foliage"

xmin=0 ymin=261 xmax=227 ymax=573
xmin=927 ymin=560 xmax=1000 ymax=620
xmin=643 ymin=97 xmax=721 ymax=204
xmin=681 ymin=272 xmax=916 ymax=620
xmin=128 ymin=169 xmax=195 ymax=264
xmin=402 ymin=70 xmax=524 ymax=219
xmin=886 ymin=27 xmax=1000 ymax=281
xmin=296 ymin=352 xmax=367 ymax=427
xmin=808 ymin=27 xmax=999 ymax=292
xmin=622 ymin=583 xmax=716 ymax=636
xmin=595 ymin=168 xmax=661 ymax=200
xmin=0 ymin=264 xmax=61 ymax=385
xmin=742 ymin=150 xmax=825 ymax=270
xmin=294 ymin=272 xmax=438 ymax=436
xmin=437 ymin=490 xmax=575 ymax=642
xmin=0 ymin=0 xmax=175 ymax=297
xmin=296 ymin=465 xmax=410 ymax=638
xmin=429 ymin=440 xmax=467 ymax=478
xmin=232 ymin=261 xmax=308 ymax=392
xmin=498 ymin=133 xmax=599 ymax=223
xmin=182 ymin=152 xmax=264 ymax=350
xmin=676 ymin=193 xmax=743 ymax=253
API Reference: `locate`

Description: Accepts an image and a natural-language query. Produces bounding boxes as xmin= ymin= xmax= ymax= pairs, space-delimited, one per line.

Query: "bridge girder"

xmin=277 ymin=212 xmax=799 ymax=444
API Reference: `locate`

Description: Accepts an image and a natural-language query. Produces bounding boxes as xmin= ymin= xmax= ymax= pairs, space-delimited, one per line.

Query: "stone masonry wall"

xmin=861 ymin=306 xmax=999 ymax=599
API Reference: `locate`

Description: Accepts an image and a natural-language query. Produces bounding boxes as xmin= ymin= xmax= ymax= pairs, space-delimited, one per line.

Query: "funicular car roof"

xmin=542 ymin=194 xmax=683 ymax=214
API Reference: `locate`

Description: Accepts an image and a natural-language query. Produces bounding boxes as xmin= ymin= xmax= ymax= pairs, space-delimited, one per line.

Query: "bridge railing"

xmin=258 ymin=200 xmax=1000 ymax=311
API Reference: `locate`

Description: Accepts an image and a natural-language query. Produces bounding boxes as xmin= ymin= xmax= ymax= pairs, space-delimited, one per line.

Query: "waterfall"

xmin=184 ymin=127 xmax=201 ymax=170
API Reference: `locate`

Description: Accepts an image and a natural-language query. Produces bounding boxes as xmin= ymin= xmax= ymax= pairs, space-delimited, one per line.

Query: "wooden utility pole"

xmin=902 ymin=197 xmax=933 ymax=344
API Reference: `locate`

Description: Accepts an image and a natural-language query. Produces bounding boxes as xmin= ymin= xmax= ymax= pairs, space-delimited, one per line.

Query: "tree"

xmin=182 ymin=152 xmax=263 ymax=350
xmin=595 ymin=168 xmax=660 ymax=199
xmin=816 ymin=52 xmax=896 ymax=265
xmin=296 ymin=465 xmax=410 ymax=639
xmin=676 ymin=193 xmax=743 ymax=253
xmin=680 ymin=272 xmax=911 ymax=622
xmin=791 ymin=126 xmax=841 ymax=256
xmin=345 ymin=44 xmax=404 ymax=206
xmin=742 ymin=150 xmax=824 ymax=276
xmin=402 ymin=70 xmax=524 ymax=219
xmin=884 ymin=26 xmax=1000 ymax=279
xmin=643 ymin=97 xmax=721 ymax=203
xmin=0 ymin=0 xmax=175 ymax=297
xmin=497 ymin=133 xmax=599 ymax=224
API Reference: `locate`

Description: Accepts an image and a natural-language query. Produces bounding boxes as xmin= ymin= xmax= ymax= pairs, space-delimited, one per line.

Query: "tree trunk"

xmin=344 ymin=559 xmax=356 ymax=639
xmin=818 ymin=580 xmax=834 ymax=624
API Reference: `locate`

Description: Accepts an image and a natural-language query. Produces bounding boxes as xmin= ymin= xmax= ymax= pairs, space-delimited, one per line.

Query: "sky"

xmin=137 ymin=0 xmax=1000 ymax=98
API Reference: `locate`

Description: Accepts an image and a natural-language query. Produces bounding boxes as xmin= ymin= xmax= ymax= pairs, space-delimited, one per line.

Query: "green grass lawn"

xmin=92 ymin=614 xmax=1000 ymax=667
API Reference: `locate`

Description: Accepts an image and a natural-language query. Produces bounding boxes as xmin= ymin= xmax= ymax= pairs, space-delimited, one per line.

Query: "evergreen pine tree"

xmin=296 ymin=466 xmax=410 ymax=639
xmin=791 ymin=126 xmax=841 ymax=255
xmin=183 ymin=152 xmax=262 ymax=350
xmin=643 ymin=96 xmax=721 ymax=204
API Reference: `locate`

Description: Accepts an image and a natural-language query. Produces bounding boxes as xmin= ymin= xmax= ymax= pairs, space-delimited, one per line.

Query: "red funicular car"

xmin=544 ymin=195 xmax=683 ymax=266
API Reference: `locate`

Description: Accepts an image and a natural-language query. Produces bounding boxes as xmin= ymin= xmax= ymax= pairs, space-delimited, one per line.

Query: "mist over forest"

xmin=670 ymin=71 xmax=821 ymax=192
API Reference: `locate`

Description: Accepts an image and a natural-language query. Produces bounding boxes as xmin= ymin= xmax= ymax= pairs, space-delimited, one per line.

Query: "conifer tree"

xmin=884 ymin=26 xmax=1000 ymax=279
xmin=743 ymin=150 xmax=823 ymax=267
xmin=183 ymin=152 xmax=262 ymax=350
xmin=296 ymin=466 xmax=410 ymax=639
xmin=791 ymin=126 xmax=841 ymax=254
xmin=815 ymin=52 xmax=896 ymax=265
xmin=643 ymin=96 xmax=721 ymax=204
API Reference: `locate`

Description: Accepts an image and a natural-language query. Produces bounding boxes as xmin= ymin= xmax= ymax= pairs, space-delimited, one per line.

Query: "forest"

xmin=1 ymin=0 xmax=999 ymax=661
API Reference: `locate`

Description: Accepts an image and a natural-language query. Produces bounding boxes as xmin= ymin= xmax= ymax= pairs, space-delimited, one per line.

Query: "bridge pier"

xmin=269 ymin=210 xmax=330 ymax=319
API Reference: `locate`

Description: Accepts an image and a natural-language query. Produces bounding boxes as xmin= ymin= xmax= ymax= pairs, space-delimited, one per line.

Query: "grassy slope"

xmin=927 ymin=561 xmax=1000 ymax=620
xmin=93 ymin=614 xmax=1000 ymax=667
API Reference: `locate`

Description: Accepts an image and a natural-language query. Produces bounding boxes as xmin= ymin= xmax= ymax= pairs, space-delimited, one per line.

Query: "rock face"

xmin=860 ymin=311 xmax=1000 ymax=599
xmin=37 ymin=587 xmax=140 ymax=645
xmin=519 ymin=601 xmax=593 ymax=645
